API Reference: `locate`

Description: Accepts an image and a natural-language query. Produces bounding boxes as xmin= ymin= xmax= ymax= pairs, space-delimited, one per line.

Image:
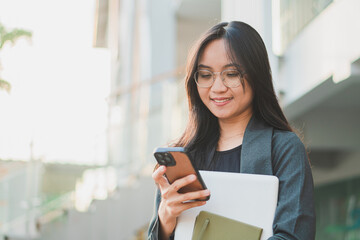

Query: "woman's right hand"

xmin=152 ymin=165 xmax=210 ymax=240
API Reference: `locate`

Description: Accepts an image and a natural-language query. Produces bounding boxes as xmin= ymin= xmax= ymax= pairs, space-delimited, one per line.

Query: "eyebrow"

xmin=197 ymin=63 xmax=240 ymax=69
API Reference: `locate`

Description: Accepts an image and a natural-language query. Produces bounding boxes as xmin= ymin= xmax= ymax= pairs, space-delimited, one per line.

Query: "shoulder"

xmin=271 ymin=129 xmax=309 ymax=171
xmin=272 ymin=129 xmax=304 ymax=149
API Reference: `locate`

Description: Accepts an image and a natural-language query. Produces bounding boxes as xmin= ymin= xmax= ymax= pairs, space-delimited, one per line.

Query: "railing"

xmin=1 ymin=193 xmax=72 ymax=238
xmin=0 ymin=161 xmax=73 ymax=238
xmin=273 ymin=0 xmax=333 ymax=55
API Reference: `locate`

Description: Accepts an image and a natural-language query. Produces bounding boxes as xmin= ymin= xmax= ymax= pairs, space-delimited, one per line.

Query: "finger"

xmin=179 ymin=189 xmax=210 ymax=202
xmin=152 ymin=165 xmax=169 ymax=187
xmin=170 ymin=174 xmax=197 ymax=192
xmin=180 ymin=200 xmax=207 ymax=211
xmin=161 ymin=198 xmax=207 ymax=217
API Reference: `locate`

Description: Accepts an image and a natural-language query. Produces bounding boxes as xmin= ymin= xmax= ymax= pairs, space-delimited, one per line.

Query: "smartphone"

xmin=153 ymin=147 xmax=210 ymax=201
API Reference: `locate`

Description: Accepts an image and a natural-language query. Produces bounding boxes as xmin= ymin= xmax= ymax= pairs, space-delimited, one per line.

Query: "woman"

xmin=148 ymin=21 xmax=316 ymax=240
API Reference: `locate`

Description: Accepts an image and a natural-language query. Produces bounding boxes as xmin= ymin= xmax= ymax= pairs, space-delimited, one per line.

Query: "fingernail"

xmin=159 ymin=166 xmax=165 ymax=171
xmin=189 ymin=175 xmax=196 ymax=180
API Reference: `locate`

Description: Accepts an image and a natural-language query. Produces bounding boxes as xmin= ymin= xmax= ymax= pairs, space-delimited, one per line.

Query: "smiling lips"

xmin=211 ymin=97 xmax=233 ymax=106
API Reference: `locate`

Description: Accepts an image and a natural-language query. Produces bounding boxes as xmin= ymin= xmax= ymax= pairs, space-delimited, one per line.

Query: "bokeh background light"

xmin=0 ymin=0 xmax=110 ymax=165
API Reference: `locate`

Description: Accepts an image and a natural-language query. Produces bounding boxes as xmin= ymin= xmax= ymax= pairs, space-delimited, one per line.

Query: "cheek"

xmin=197 ymin=87 xmax=207 ymax=103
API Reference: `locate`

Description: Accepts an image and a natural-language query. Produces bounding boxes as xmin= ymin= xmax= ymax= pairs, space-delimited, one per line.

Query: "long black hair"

xmin=175 ymin=21 xmax=292 ymax=169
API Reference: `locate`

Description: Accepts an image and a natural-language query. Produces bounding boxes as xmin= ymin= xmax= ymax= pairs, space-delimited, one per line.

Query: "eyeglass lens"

xmin=195 ymin=70 xmax=242 ymax=88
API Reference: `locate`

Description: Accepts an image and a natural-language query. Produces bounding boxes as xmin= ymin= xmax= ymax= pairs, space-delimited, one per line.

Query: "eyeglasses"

xmin=194 ymin=69 xmax=245 ymax=88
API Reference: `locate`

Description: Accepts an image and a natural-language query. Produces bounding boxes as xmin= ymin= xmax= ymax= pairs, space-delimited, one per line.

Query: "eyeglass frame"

xmin=194 ymin=69 xmax=246 ymax=88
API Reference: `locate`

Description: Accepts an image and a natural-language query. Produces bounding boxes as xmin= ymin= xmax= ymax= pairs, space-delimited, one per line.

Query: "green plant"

xmin=0 ymin=22 xmax=32 ymax=93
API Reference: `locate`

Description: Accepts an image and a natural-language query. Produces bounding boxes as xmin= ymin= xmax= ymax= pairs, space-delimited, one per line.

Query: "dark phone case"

xmin=154 ymin=147 xmax=210 ymax=201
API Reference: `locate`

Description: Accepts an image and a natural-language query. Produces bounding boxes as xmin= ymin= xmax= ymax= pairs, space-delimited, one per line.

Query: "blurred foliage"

xmin=132 ymin=224 xmax=148 ymax=240
xmin=0 ymin=78 xmax=11 ymax=93
xmin=0 ymin=22 xmax=32 ymax=93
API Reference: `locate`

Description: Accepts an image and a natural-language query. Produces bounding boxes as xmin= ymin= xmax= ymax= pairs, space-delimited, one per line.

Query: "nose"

xmin=211 ymin=72 xmax=227 ymax=92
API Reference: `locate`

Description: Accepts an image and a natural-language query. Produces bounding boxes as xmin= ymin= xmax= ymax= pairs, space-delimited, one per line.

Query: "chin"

xmin=213 ymin=112 xmax=232 ymax=120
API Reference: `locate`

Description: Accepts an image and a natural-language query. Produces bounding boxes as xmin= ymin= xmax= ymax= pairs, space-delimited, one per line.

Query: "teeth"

xmin=213 ymin=98 xmax=231 ymax=103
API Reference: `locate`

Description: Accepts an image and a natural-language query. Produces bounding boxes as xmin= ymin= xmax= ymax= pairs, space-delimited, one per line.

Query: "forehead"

xmin=198 ymin=39 xmax=233 ymax=68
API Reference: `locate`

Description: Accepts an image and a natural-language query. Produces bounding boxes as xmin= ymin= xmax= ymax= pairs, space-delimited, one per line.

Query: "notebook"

xmin=192 ymin=211 xmax=263 ymax=240
xmin=174 ymin=171 xmax=279 ymax=240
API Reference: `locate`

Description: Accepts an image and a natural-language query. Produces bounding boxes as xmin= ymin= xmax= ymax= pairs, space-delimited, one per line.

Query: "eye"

xmin=200 ymin=74 xmax=212 ymax=78
xmin=225 ymin=71 xmax=240 ymax=78
xmin=198 ymin=71 xmax=212 ymax=79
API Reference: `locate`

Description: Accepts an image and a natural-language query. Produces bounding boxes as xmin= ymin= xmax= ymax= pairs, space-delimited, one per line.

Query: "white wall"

xmin=312 ymin=151 xmax=360 ymax=186
xmin=278 ymin=0 xmax=360 ymax=106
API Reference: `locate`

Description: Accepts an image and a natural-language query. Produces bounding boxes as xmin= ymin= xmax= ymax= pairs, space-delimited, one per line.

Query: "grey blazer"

xmin=148 ymin=116 xmax=316 ymax=240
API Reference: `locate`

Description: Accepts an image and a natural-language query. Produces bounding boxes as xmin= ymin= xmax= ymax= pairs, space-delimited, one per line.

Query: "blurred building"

xmin=94 ymin=0 xmax=222 ymax=176
xmin=94 ymin=0 xmax=360 ymax=239
xmin=269 ymin=1 xmax=360 ymax=239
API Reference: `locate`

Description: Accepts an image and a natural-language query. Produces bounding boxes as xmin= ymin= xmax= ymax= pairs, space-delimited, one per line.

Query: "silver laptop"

xmin=175 ymin=170 xmax=279 ymax=240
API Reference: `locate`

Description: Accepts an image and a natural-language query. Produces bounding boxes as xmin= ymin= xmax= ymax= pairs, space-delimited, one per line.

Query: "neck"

xmin=217 ymin=111 xmax=252 ymax=151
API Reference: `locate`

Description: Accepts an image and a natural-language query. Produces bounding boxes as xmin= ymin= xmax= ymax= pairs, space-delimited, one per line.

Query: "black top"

xmin=213 ymin=145 xmax=242 ymax=172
